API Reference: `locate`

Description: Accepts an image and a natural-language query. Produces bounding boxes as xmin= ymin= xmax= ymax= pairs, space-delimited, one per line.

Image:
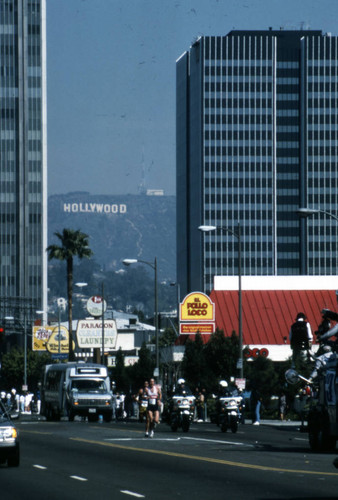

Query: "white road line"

xmin=70 ymin=475 xmax=88 ymax=482
xmin=182 ymin=436 xmax=253 ymax=447
xmin=33 ymin=464 xmax=47 ymax=470
xmin=120 ymin=490 xmax=145 ymax=498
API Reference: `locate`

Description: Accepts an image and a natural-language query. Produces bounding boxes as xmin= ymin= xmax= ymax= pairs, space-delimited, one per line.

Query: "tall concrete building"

xmin=177 ymin=29 xmax=338 ymax=295
xmin=0 ymin=1 xmax=47 ymax=320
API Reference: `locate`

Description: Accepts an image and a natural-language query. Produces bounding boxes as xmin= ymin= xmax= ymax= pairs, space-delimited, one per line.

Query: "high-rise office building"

xmin=177 ymin=29 xmax=338 ymax=295
xmin=0 ymin=1 xmax=47 ymax=318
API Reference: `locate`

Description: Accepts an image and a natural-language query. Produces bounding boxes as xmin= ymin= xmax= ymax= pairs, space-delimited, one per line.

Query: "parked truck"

xmin=41 ymin=362 xmax=113 ymax=422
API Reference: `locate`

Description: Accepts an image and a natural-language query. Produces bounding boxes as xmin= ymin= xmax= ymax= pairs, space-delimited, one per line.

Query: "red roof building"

xmin=178 ymin=276 xmax=338 ymax=361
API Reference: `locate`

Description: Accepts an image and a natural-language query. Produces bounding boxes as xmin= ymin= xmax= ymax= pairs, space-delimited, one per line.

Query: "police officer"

xmin=289 ymin=312 xmax=313 ymax=366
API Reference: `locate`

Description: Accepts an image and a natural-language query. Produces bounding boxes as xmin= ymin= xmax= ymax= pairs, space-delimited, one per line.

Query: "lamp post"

xmin=123 ymin=258 xmax=159 ymax=378
xmin=298 ymin=207 xmax=338 ymax=222
xmin=298 ymin=207 xmax=338 ymax=274
xmin=198 ymin=224 xmax=243 ymax=379
xmin=170 ymin=282 xmax=181 ymax=323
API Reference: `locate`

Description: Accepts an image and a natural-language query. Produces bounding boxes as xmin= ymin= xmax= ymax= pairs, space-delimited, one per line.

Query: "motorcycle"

xmin=217 ymin=396 xmax=242 ymax=433
xmin=169 ymin=394 xmax=195 ymax=432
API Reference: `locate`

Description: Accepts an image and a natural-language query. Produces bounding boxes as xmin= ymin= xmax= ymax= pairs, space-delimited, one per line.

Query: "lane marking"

xmin=70 ymin=475 xmax=88 ymax=482
xmin=105 ymin=438 xmax=181 ymax=442
xmin=20 ymin=429 xmax=53 ymax=435
xmin=33 ymin=464 xmax=47 ymax=470
xmin=70 ymin=437 xmax=338 ymax=477
xmin=182 ymin=436 xmax=253 ymax=447
xmin=120 ymin=490 xmax=145 ymax=498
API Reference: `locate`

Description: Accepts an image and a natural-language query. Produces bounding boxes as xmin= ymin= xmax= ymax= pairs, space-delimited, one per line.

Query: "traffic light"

xmin=0 ymin=326 xmax=4 ymax=344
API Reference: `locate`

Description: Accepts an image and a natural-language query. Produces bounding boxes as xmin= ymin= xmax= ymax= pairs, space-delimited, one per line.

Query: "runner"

xmin=145 ymin=378 xmax=161 ymax=438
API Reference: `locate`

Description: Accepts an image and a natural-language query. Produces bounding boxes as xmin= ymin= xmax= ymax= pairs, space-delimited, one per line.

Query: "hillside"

xmin=48 ymin=193 xmax=176 ymax=281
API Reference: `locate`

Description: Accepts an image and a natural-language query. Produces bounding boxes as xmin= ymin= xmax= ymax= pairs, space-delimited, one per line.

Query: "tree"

xmin=0 ymin=347 xmax=52 ymax=392
xmin=204 ymin=329 xmax=239 ymax=386
xmin=181 ymin=333 xmax=208 ymax=389
xmin=47 ymin=229 xmax=93 ymax=361
xmin=128 ymin=342 xmax=154 ymax=390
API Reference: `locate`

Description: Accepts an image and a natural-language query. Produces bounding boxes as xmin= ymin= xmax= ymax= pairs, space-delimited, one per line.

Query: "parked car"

xmin=0 ymin=401 xmax=20 ymax=467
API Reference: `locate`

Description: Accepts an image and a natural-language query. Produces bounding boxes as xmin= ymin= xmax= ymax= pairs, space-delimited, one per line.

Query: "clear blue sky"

xmin=47 ymin=0 xmax=338 ymax=196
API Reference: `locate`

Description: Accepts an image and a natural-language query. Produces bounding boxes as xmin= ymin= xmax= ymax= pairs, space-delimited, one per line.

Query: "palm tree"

xmin=47 ymin=229 xmax=93 ymax=361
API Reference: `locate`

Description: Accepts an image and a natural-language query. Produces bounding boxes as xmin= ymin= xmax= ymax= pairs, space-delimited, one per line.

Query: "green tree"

xmin=47 ymin=228 xmax=93 ymax=360
xmin=111 ymin=348 xmax=129 ymax=393
xmin=0 ymin=347 xmax=52 ymax=392
xmin=181 ymin=333 xmax=207 ymax=389
xmin=204 ymin=329 xmax=239 ymax=388
xmin=245 ymin=356 xmax=279 ymax=408
xmin=128 ymin=342 xmax=154 ymax=390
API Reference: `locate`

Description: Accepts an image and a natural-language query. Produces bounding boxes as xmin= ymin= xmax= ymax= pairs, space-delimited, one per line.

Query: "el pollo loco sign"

xmin=180 ymin=292 xmax=215 ymax=334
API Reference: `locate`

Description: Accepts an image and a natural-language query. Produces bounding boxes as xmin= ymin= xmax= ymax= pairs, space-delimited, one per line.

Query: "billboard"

xmin=32 ymin=326 xmax=53 ymax=351
xmin=76 ymin=319 xmax=118 ymax=349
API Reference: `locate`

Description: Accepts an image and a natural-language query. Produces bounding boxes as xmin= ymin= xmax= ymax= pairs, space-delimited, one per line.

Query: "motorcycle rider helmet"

xmin=177 ymin=378 xmax=185 ymax=385
xmin=219 ymin=380 xmax=228 ymax=387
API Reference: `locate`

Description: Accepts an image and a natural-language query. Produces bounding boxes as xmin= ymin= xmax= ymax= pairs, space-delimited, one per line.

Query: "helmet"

xmin=219 ymin=380 xmax=228 ymax=388
xmin=177 ymin=378 xmax=185 ymax=385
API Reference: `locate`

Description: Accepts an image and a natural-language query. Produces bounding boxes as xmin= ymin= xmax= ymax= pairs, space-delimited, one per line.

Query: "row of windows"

xmin=204 ymin=59 xmax=273 ymax=67
xmin=206 ymin=75 xmax=273 ymax=83
xmin=205 ymin=82 xmax=272 ymax=92
xmin=205 ymin=91 xmax=272 ymax=99
xmin=0 ymin=139 xmax=41 ymax=150
xmin=205 ymin=139 xmax=273 ymax=147
xmin=205 ymin=115 xmax=273 ymax=124
xmin=205 ymin=146 xmax=274 ymax=155
xmin=205 ymin=107 xmax=274 ymax=114
xmin=205 ymin=124 xmax=273 ymax=133
xmin=205 ymin=99 xmax=273 ymax=108
xmin=277 ymin=62 xmax=299 ymax=68
xmin=205 ymin=178 xmax=273 ymax=188
xmin=308 ymin=75 xmax=338 ymax=82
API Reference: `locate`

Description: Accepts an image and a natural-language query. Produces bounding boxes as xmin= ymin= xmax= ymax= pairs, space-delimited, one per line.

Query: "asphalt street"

xmin=1 ymin=417 xmax=337 ymax=500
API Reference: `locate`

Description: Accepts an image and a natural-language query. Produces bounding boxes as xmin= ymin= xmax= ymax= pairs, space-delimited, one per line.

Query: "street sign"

xmin=86 ymin=296 xmax=107 ymax=317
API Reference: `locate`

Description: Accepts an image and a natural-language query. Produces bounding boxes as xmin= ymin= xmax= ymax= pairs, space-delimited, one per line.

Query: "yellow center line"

xmin=20 ymin=430 xmax=53 ymax=435
xmin=70 ymin=437 xmax=338 ymax=477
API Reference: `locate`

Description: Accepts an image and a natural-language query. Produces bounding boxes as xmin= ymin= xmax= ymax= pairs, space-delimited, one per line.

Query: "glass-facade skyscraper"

xmin=0 ymin=0 xmax=47 ymax=315
xmin=177 ymin=29 xmax=338 ymax=295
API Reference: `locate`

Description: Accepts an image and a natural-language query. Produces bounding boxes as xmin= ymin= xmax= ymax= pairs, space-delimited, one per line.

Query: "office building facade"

xmin=0 ymin=0 xmax=47 ymax=317
xmin=177 ymin=29 xmax=338 ymax=295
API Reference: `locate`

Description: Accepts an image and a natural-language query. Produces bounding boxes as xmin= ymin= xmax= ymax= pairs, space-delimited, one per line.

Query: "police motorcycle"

xmin=285 ymin=308 xmax=338 ymax=452
xmin=216 ymin=380 xmax=242 ymax=433
xmin=168 ymin=379 xmax=195 ymax=432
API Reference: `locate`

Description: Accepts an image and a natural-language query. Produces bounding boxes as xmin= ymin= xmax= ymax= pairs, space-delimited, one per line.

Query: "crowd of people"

xmin=0 ymin=388 xmax=41 ymax=414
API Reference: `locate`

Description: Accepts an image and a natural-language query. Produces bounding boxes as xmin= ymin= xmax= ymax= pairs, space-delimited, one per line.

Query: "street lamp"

xmin=198 ymin=223 xmax=243 ymax=379
xmin=298 ymin=207 xmax=338 ymax=274
xmin=298 ymin=207 xmax=338 ymax=222
xmin=170 ymin=282 xmax=181 ymax=322
xmin=123 ymin=258 xmax=159 ymax=378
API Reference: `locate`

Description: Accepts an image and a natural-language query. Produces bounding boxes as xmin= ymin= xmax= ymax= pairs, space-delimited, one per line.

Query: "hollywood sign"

xmin=63 ymin=203 xmax=127 ymax=214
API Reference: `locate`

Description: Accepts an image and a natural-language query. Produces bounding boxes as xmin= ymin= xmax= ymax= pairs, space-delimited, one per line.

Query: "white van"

xmin=41 ymin=362 xmax=113 ymax=422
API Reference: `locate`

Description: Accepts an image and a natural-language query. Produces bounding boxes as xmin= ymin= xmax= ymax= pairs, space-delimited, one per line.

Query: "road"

xmin=1 ymin=417 xmax=337 ymax=500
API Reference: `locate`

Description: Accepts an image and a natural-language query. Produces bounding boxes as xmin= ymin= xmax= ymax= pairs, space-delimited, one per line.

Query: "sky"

xmin=47 ymin=0 xmax=338 ymax=197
